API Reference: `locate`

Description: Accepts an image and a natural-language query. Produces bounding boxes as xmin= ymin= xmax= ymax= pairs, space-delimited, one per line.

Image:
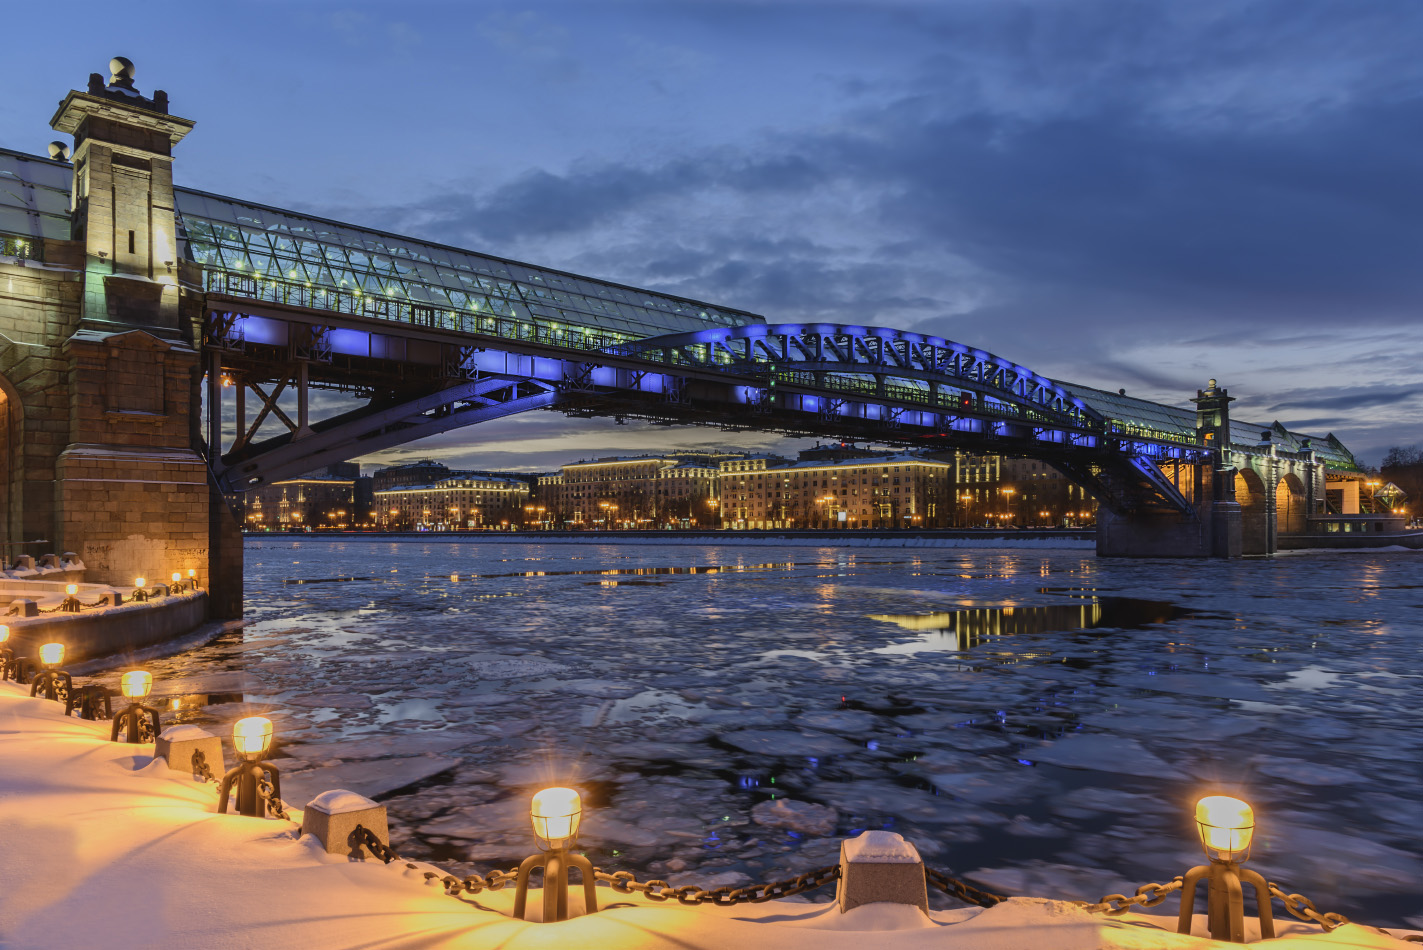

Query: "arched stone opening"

xmin=1276 ymin=472 xmax=1307 ymax=536
xmin=1235 ymin=467 xmax=1272 ymax=555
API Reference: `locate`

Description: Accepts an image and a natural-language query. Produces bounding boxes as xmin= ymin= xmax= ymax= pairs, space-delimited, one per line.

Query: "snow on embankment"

xmin=0 ymin=681 xmax=1415 ymax=950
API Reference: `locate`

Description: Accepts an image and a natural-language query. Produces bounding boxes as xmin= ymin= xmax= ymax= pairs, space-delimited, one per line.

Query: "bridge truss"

xmin=203 ymin=304 xmax=1203 ymax=517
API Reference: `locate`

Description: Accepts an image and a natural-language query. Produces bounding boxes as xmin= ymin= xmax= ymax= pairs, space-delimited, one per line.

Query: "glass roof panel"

xmin=170 ymin=184 xmax=765 ymax=339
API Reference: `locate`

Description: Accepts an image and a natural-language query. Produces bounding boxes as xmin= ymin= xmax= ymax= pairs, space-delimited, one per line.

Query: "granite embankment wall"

xmin=4 ymin=590 xmax=208 ymax=661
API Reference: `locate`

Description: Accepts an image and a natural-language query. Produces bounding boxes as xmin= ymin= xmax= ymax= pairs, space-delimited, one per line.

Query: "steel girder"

xmin=607 ymin=323 xmax=1106 ymax=431
xmin=217 ymin=377 xmax=557 ymax=490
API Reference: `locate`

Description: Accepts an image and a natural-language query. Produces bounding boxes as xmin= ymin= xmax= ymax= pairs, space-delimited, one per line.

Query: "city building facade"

xmin=544 ymin=454 xmax=727 ymax=527
xmin=375 ymin=475 xmax=531 ymax=530
xmin=720 ymin=454 xmax=956 ymax=529
xmin=245 ymin=465 xmax=357 ymax=530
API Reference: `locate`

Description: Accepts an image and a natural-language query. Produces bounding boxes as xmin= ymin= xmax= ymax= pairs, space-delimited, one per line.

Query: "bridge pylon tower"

xmin=0 ymin=58 xmax=240 ymax=616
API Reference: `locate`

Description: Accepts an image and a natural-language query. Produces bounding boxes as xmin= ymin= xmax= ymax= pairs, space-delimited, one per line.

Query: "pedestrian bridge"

xmin=0 ymin=58 xmax=1370 ymax=616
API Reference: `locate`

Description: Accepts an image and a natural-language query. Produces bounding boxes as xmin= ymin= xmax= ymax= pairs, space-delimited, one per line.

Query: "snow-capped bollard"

xmin=155 ymin=724 xmax=224 ymax=775
xmin=301 ymin=790 xmax=389 ymax=858
xmin=102 ymin=591 xmax=123 ymax=607
xmin=11 ymin=555 xmax=35 ymax=571
xmin=9 ymin=599 xmax=38 ymax=618
xmin=836 ymin=830 xmax=928 ymax=914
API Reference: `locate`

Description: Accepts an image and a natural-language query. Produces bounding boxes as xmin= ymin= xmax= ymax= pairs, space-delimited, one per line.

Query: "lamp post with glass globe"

xmin=512 ymin=787 xmax=598 ymax=922
xmin=217 ymin=717 xmax=284 ymax=818
xmin=1177 ymin=796 xmax=1274 ymax=942
xmin=110 ymin=671 xmax=161 ymax=743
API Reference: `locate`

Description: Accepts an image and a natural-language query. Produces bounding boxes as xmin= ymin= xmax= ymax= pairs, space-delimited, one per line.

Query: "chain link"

xmin=351 ymin=825 xmax=402 ymax=864
xmin=592 ymin=864 xmax=840 ymax=906
xmin=426 ymin=868 xmax=523 ymax=895
xmin=1266 ymin=882 xmax=1350 ymax=932
xmin=925 ymin=867 xmax=1007 ymax=908
xmin=257 ymin=776 xmax=294 ymax=823
xmin=1077 ymin=877 xmax=1185 ymax=916
xmin=191 ymin=748 xmax=217 ymax=784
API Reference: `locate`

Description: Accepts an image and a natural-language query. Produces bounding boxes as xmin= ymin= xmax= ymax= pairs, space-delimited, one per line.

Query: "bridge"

xmin=0 ymin=60 xmax=1368 ymax=618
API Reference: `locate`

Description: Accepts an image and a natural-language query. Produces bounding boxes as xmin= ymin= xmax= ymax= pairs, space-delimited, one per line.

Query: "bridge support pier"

xmin=1096 ymin=468 xmax=1242 ymax=559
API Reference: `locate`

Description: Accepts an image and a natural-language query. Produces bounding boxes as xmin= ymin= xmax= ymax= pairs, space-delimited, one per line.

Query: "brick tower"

xmin=0 ymin=57 xmax=240 ymax=615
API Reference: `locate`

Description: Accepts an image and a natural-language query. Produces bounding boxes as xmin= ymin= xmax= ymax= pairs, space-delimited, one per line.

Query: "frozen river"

xmin=83 ymin=539 xmax=1423 ymax=927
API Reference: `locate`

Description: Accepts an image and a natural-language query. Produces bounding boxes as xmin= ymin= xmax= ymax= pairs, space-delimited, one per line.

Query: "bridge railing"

xmin=203 ymin=268 xmax=640 ymax=351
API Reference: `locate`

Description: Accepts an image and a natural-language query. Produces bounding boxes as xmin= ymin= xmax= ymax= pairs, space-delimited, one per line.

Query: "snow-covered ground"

xmin=71 ymin=541 xmax=1423 ymax=933
xmin=1 ymin=680 xmax=1418 ymax=949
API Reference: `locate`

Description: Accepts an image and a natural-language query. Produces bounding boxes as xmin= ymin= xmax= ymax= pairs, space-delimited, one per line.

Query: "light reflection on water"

xmin=75 ymin=541 xmax=1423 ymax=925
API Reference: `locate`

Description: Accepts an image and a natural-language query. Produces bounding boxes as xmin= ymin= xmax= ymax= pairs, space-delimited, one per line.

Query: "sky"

xmin=4 ymin=0 xmax=1421 ymax=471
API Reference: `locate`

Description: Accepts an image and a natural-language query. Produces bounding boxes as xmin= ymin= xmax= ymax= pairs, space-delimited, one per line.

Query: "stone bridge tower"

xmin=0 ymin=58 xmax=241 ymax=616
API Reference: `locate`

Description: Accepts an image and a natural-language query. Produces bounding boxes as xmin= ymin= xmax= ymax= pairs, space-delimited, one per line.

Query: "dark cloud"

xmin=1267 ymin=385 xmax=1423 ymax=414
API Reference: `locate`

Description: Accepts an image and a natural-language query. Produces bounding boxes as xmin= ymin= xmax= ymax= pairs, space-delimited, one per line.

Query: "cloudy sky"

xmin=6 ymin=0 xmax=1421 ymax=469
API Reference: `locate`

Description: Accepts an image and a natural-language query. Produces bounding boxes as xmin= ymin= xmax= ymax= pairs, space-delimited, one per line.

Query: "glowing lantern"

xmin=0 ymin=624 xmax=8 ymax=643
xmin=135 ymin=577 xmax=146 ymax=589
xmin=514 ymin=786 xmax=597 ymax=921
xmin=121 ymin=670 xmax=153 ymax=699
xmin=531 ymin=786 xmax=582 ymax=850
xmin=1195 ymin=795 xmax=1254 ymax=863
xmin=39 ymin=642 xmax=65 ymax=668
xmin=66 ymin=584 xmax=78 ymax=596
xmin=171 ymin=572 xmax=182 ymax=586
xmin=233 ymin=717 xmax=274 ymax=759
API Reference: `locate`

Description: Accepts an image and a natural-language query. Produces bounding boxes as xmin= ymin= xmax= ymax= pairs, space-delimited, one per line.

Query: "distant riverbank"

xmin=244 ymin=528 xmax=1096 ymax=548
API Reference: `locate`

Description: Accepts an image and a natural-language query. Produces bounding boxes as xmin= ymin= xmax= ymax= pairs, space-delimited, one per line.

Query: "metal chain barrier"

xmin=191 ymin=749 xmax=217 ymax=784
xmin=171 ymin=756 xmax=1423 ymax=938
xmin=351 ymin=825 xmax=403 ymax=865
xmin=1266 ymin=882 xmax=1349 ymax=932
xmin=427 ymin=868 xmax=523 ymax=896
xmin=925 ymin=867 xmax=1007 ymax=908
xmin=257 ymin=776 xmax=295 ymax=824
xmin=1077 ymin=877 xmax=1185 ymax=916
xmin=592 ymin=864 xmax=840 ymax=906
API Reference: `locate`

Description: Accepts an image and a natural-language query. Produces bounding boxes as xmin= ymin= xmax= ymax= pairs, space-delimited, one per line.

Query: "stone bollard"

xmin=836 ymin=830 xmax=928 ymax=915
xmin=301 ymin=789 xmax=389 ymax=858
xmin=155 ymin=724 xmax=225 ymax=775
xmin=12 ymin=555 xmax=35 ymax=571
xmin=103 ymin=591 xmax=123 ymax=607
xmin=38 ymin=554 xmax=59 ymax=569
xmin=8 ymin=599 xmax=38 ymax=618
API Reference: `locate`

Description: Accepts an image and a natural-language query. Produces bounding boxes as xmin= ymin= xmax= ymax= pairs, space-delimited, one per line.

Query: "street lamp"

xmin=0 ymin=624 xmax=13 ymax=680
xmin=217 ymin=716 xmax=284 ymax=818
xmin=513 ymin=787 xmax=598 ymax=922
xmin=1177 ymin=795 xmax=1273 ymax=942
xmin=30 ymin=642 xmax=72 ymax=704
xmin=111 ymin=671 xmax=161 ymax=743
xmin=61 ymin=583 xmax=81 ymax=613
xmin=132 ymin=577 xmax=149 ymax=602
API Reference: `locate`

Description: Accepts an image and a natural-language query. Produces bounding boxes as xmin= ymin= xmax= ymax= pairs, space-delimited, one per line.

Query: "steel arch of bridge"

xmin=607 ymin=323 xmax=1107 ymax=433
xmin=207 ymin=308 xmax=1199 ymax=515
